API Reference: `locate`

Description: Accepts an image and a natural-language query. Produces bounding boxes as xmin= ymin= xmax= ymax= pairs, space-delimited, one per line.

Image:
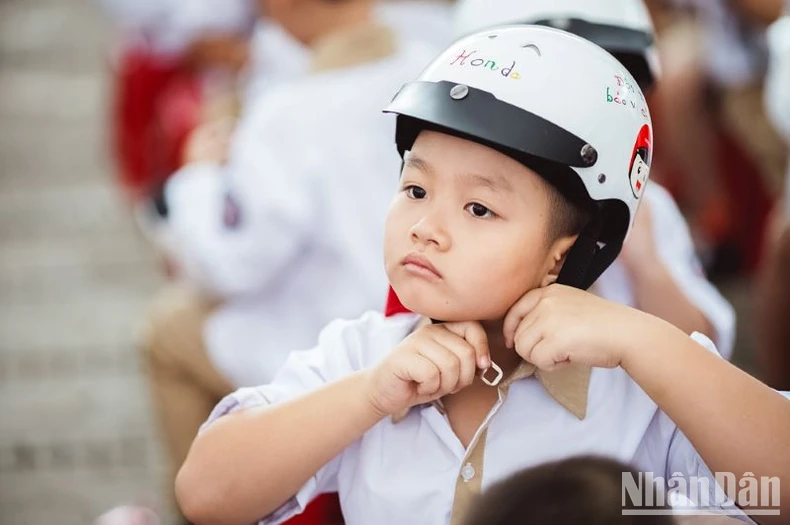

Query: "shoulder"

xmin=315 ymin=311 xmax=422 ymax=371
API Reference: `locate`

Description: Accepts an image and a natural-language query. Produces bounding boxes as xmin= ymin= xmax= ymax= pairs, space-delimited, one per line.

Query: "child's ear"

xmin=541 ymin=235 xmax=578 ymax=288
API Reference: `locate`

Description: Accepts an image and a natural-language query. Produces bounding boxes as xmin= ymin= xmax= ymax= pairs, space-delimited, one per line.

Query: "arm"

xmin=621 ymin=316 xmax=790 ymax=522
xmin=176 ymin=371 xmax=382 ymax=525
xmin=176 ymin=317 xmax=490 ymax=525
xmin=504 ymin=286 xmax=789 ymax=520
xmin=164 ymin=96 xmax=316 ymax=298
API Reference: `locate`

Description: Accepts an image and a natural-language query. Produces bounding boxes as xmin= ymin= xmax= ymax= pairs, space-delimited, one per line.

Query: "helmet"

xmin=454 ymin=0 xmax=659 ymax=89
xmin=384 ymin=25 xmax=653 ymax=289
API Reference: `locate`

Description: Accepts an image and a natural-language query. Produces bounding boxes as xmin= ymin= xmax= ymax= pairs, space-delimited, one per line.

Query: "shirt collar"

xmin=392 ymin=317 xmax=592 ymax=422
xmin=503 ymin=361 xmax=591 ymax=420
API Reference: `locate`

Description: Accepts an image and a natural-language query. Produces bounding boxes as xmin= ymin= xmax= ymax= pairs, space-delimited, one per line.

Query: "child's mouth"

xmin=402 ymin=253 xmax=442 ymax=280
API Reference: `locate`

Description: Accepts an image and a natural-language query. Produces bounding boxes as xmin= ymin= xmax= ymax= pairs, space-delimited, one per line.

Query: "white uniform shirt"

xmin=595 ymin=184 xmax=736 ymax=358
xmin=764 ymin=15 xmax=790 ymax=220
xmin=165 ymin=33 xmax=437 ymax=386
xmin=203 ymin=311 xmax=752 ymax=525
xmin=242 ymin=21 xmax=310 ymax=107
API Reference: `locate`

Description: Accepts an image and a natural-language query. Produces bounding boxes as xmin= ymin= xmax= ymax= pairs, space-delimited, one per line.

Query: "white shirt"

xmin=241 ymin=21 xmax=310 ymax=107
xmin=595 ymin=184 xmax=736 ymax=358
xmin=243 ymin=3 xmax=454 ymax=107
xmin=764 ymin=15 xmax=790 ymax=220
xmin=165 ymin=36 xmax=437 ymax=386
xmin=203 ymin=311 xmax=752 ymax=525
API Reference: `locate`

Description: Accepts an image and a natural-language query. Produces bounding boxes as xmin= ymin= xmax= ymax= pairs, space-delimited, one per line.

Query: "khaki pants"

xmin=141 ymin=284 xmax=234 ymax=477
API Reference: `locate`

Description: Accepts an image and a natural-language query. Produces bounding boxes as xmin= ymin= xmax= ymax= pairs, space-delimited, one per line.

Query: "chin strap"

xmin=556 ymin=216 xmax=622 ymax=290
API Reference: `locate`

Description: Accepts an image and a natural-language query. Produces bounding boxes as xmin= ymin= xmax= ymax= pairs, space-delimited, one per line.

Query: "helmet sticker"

xmin=606 ymin=74 xmax=648 ymax=119
xmin=449 ymin=49 xmax=522 ymax=80
xmin=628 ymin=124 xmax=652 ymax=199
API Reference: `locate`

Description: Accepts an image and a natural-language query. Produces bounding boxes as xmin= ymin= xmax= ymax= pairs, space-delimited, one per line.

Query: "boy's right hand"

xmin=366 ymin=321 xmax=491 ymax=417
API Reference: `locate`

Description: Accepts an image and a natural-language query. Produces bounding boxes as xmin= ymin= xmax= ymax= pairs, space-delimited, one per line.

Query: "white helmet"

xmin=384 ymin=25 xmax=653 ymax=289
xmin=454 ymin=0 xmax=659 ymax=89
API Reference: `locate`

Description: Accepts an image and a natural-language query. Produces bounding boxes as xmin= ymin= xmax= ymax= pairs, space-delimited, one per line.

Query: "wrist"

xmin=359 ymin=370 xmax=393 ymax=421
xmin=617 ymin=308 xmax=686 ymax=372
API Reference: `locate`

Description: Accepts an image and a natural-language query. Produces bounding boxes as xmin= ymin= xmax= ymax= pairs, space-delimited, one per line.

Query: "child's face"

xmin=384 ymin=131 xmax=574 ymax=322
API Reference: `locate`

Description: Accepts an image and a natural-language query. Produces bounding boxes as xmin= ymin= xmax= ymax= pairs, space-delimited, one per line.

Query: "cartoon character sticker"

xmin=628 ymin=124 xmax=652 ymax=198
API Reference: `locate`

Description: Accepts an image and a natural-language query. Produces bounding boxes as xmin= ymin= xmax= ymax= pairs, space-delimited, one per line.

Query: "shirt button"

xmin=461 ymin=463 xmax=476 ymax=482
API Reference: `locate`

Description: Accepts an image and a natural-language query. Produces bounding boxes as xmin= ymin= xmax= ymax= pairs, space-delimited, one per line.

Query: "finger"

xmin=443 ymin=321 xmax=491 ymax=369
xmin=502 ymin=288 xmax=544 ymax=349
xmin=403 ymin=353 xmax=442 ymax=397
xmin=430 ymin=328 xmax=478 ymax=391
xmin=529 ymin=337 xmax=570 ymax=371
xmin=513 ymin=307 xmax=540 ymax=348
xmin=512 ymin=314 xmax=544 ymax=364
xmin=416 ymin=339 xmax=462 ymax=395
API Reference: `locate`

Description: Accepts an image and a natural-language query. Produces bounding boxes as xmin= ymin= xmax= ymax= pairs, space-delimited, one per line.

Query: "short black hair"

xmin=463 ymin=456 xmax=675 ymax=525
xmin=544 ymin=179 xmax=593 ymax=243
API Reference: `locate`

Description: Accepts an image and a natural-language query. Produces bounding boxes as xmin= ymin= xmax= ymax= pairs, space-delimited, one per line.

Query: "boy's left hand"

xmin=502 ymin=285 xmax=645 ymax=371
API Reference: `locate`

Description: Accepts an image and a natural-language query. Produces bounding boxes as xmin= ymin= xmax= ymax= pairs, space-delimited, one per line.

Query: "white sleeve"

xmin=663 ymin=429 xmax=755 ymax=522
xmin=646 ymin=184 xmax=737 ymax=358
xmin=163 ymin=97 xmax=318 ymax=298
xmin=200 ymin=316 xmax=369 ymax=524
xmin=635 ymin=334 xmax=754 ymax=522
xmin=765 ymin=16 xmax=790 ymax=143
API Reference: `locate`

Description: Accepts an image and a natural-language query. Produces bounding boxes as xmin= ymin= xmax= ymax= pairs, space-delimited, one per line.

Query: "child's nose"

xmin=409 ymin=210 xmax=451 ymax=250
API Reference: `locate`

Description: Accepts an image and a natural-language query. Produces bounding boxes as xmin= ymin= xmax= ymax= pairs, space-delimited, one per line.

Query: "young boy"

xmin=176 ymin=26 xmax=790 ymax=525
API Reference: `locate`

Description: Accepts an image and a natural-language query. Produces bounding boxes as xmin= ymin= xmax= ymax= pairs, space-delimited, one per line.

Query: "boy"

xmin=176 ymin=26 xmax=790 ymax=525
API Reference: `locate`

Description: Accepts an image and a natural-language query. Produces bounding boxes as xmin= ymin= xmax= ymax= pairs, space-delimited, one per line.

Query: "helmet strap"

xmin=556 ymin=216 xmax=621 ymax=290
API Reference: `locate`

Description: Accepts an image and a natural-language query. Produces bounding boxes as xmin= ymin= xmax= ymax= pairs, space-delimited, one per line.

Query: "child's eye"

xmin=405 ymin=185 xmax=427 ymax=199
xmin=465 ymin=202 xmax=496 ymax=219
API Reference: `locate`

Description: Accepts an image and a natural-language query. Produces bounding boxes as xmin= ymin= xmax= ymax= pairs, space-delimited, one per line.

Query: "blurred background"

xmin=0 ymin=1 xmax=170 ymax=523
xmin=0 ymin=0 xmax=787 ymax=524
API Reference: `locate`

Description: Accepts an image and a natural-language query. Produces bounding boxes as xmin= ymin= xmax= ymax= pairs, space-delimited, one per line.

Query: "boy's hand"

xmin=502 ymin=285 xmax=644 ymax=371
xmin=366 ymin=322 xmax=491 ymax=417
